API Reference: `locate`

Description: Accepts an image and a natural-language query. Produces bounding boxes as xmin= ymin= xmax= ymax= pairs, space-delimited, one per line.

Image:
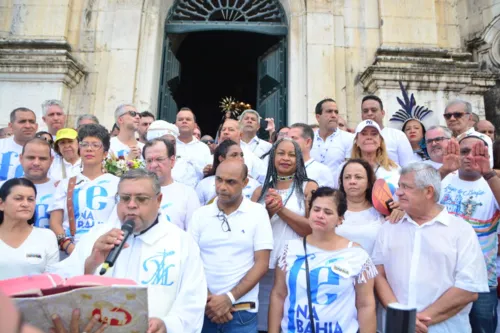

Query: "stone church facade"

xmin=1 ymin=0 xmax=500 ymax=134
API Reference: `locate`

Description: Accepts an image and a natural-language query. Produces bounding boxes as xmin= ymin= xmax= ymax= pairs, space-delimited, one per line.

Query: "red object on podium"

xmin=372 ymin=179 xmax=394 ymax=216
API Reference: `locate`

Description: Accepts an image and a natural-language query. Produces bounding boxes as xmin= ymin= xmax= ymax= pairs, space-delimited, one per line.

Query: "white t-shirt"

xmin=304 ymin=158 xmax=335 ymax=187
xmin=337 ymin=207 xmax=384 ymax=254
xmin=241 ymin=146 xmax=266 ymax=183
xmin=176 ymin=137 xmax=212 ymax=172
xmin=440 ymin=173 xmax=500 ymax=287
xmin=109 ymin=137 xmax=145 ymax=160
xmin=171 ymin=159 xmax=203 ymax=188
xmin=380 ymin=127 xmax=414 ymax=167
xmin=240 ymin=136 xmax=272 ymax=159
xmin=0 ymin=227 xmax=59 ymax=280
xmin=333 ymin=162 xmax=400 ymax=194
xmin=310 ymin=129 xmax=354 ymax=174
xmin=372 ymin=208 xmax=489 ymax=333
xmin=0 ymin=136 xmax=24 ymax=181
xmin=189 ymin=197 xmax=273 ymax=312
xmin=47 ymin=173 xmax=119 ymax=244
xmin=279 ymin=240 xmax=377 ymax=333
xmin=195 ymin=175 xmax=261 ymax=205
xmin=49 ymin=155 xmax=81 ymax=181
xmin=424 ymin=159 xmax=443 ymax=170
xmin=160 ymin=182 xmax=201 ymax=230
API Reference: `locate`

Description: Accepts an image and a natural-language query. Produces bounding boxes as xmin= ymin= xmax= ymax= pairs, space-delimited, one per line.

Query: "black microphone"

xmin=99 ymin=220 xmax=135 ymax=275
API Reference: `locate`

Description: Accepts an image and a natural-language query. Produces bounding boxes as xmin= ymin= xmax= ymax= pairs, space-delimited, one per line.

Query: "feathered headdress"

xmin=390 ymin=81 xmax=433 ymax=128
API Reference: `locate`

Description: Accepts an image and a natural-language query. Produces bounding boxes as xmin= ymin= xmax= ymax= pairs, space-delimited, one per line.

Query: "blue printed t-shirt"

xmin=279 ymin=239 xmax=377 ymax=333
xmin=47 ymin=173 xmax=119 ymax=244
xmin=440 ymin=173 xmax=500 ymax=287
xmin=0 ymin=136 xmax=24 ymax=181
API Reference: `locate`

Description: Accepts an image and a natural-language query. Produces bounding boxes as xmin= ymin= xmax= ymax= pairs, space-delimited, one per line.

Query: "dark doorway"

xmin=172 ymin=31 xmax=280 ymax=137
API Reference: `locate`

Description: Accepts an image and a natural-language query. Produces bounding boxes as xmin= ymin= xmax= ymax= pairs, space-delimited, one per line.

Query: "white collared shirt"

xmin=188 ymin=197 xmax=273 ymax=311
xmin=171 ymin=159 xmax=203 ymax=188
xmin=310 ymin=129 xmax=354 ymax=174
xmin=372 ymin=207 xmax=488 ymax=333
xmin=49 ymin=215 xmax=207 ymax=333
xmin=49 ymin=155 xmax=81 ymax=181
xmin=304 ymin=158 xmax=335 ymax=187
xmin=240 ymin=136 xmax=272 ymax=159
xmin=380 ymin=127 xmax=414 ymax=167
xmin=424 ymin=159 xmax=443 ymax=170
xmin=176 ymin=137 xmax=213 ymax=173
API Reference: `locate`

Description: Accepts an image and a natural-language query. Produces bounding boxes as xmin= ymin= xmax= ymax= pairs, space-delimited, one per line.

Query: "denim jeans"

xmin=202 ymin=311 xmax=257 ymax=333
xmin=470 ymin=287 xmax=498 ymax=333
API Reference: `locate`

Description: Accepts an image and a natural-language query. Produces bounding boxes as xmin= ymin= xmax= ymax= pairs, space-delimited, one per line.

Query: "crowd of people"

xmin=0 ymin=94 xmax=498 ymax=333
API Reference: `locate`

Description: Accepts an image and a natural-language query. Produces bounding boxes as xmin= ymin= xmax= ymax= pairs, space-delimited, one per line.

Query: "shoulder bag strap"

xmin=303 ymin=236 xmax=316 ymax=333
xmin=67 ymin=176 xmax=77 ymax=237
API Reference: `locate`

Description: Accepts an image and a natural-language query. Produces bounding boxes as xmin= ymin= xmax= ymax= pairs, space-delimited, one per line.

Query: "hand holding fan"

xmin=372 ymin=179 xmax=394 ymax=216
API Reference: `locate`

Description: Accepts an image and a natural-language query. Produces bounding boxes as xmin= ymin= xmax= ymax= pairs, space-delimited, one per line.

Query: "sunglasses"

xmin=202 ymin=140 xmax=215 ymax=145
xmin=443 ymin=112 xmax=467 ymax=120
xmin=122 ymin=111 xmax=139 ymax=118
xmin=35 ymin=134 xmax=54 ymax=145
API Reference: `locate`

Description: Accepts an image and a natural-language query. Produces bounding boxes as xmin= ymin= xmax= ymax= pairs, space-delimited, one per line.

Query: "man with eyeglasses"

xmin=50 ymin=169 xmax=207 ymax=333
xmin=143 ymin=137 xmax=200 ymax=231
xmin=439 ymin=132 xmax=500 ymax=333
xmin=201 ymin=135 xmax=216 ymax=155
xmin=0 ymin=107 xmax=38 ymax=181
xmin=189 ymin=160 xmax=272 ymax=333
xmin=475 ymin=119 xmax=496 ymax=141
xmin=423 ymin=125 xmax=452 ymax=170
xmin=444 ymin=99 xmax=493 ymax=167
xmin=109 ymin=104 xmax=144 ymax=160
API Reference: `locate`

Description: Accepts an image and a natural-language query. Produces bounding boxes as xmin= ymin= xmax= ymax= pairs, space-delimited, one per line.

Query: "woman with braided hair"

xmin=251 ymin=137 xmax=317 ymax=331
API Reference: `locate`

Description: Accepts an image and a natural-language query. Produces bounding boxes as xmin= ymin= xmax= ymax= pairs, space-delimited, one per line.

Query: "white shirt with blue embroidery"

xmin=0 ymin=136 xmax=24 ymax=181
xmin=278 ymin=239 xmax=377 ymax=333
xmin=109 ymin=137 xmax=145 ymax=160
xmin=160 ymin=181 xmax=201 ymax=230
xmin=195 ymin=175 xmax=260 ymax=205
xmin=47 ymin=173 xmax=119 ymax=244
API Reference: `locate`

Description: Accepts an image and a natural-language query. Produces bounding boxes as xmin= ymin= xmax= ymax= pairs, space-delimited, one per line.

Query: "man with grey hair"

xmin=41 ymin=99 xmax=66 ymax=137
xmin=373 ymin=162 xmax=488 ymax=333
xmin=423 ymin=125 xmax=452 ymax=170
xmin=444 ymin=99 xmax=493 ymax=167
xmin=109 ymin=103 xmax=144 ymax=160
xmin=239 ymin=109 xmax=272 ymax=158
xmin=75 ymin=114 xmax=99 ymax=130
xmin=439 ymin=133 xmax=500 ymax=332
xmin=50 ymin=168 xmax=206 ymax=333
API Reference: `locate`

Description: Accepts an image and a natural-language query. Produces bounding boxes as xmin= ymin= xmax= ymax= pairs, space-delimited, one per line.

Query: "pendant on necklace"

xmin=277 ymin=175 xmax=294 ymax=181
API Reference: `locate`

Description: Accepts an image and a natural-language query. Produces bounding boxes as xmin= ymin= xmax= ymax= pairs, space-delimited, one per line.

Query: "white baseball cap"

xmin=355 ymin=120 xmax=381 ymax=134
xmin=147 ymin=120 xmax=179 ymax=140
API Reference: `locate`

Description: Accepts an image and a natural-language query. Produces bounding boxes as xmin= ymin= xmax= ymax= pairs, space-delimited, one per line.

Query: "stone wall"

xmin=0 ymin=0 xmax=498 ymax=131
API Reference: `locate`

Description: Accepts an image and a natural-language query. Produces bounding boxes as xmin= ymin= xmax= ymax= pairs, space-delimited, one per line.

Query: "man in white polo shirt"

xmin=361 ymin=95 xmax=414 ymax=167
xmin=239 ymin=109 xmax=272 ymax=158
xmin=310 ymin=98 xmax=355 ymax=174
xmin=288 ymin=123 xmax=334 ymax=187
xmin=189 ymin=160 xmax=273 ymax=332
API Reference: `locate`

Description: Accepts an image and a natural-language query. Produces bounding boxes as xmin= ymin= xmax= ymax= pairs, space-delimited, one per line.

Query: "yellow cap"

xmin=55 ymin=128 xmax=78 ymax=144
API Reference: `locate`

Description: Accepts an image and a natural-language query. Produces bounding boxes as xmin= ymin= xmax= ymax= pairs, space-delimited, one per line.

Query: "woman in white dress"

xmin=49 ymin=128 xmax=81 ymax=181
xmin=48 ymin=124 xmax=119 ymax=257
xmin=336 ymin=158 xmax=384 ymax=254
xmin=196 ymin=140 xmax=259 ymax=204
xmin=0 ymin=178 xmax=59 ymax=280
xmin=252 ymin=138 xmax=318 ymax=331
xmin=268 ymin=187 xmax=377 ymax=333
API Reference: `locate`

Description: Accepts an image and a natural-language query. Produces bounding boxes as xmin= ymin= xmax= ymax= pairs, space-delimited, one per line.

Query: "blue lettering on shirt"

xmin=0 ymin=152 xmax=23 ymax=180
xmin=161 ymin=203 xmax=172 ymax=222
xmin=116 ymin=149 xmax=127 ymax=158
xmin=35 ymin=194 xmax=53 ymax=228
xmin=141 ymin=250 xmax=176 ymax=286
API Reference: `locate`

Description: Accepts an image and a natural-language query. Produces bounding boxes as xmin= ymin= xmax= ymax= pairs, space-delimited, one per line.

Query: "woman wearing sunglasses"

xmin=48 ymin=124 xmax=119 ymax=257
xmin=48 ymin=128 xmax=81 ymax=181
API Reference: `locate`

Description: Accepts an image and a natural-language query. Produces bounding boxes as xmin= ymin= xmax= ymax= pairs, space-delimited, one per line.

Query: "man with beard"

xmin=0 ymin=108 xmax=38 ymax=181
xmin=109 ymin=104 xmax=144 ymax=160
xmin=424 ymin=125 xmax=452 ymax=170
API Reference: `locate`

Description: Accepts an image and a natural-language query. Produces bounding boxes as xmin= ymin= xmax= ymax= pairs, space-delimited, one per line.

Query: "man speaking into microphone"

xmin=50 ymin=169 xmax=207 ymax=333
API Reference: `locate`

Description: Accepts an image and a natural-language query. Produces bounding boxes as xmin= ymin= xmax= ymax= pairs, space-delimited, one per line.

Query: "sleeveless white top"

xmin=279 ymin=239 xmax=377 ymax=333
xmin=337 ymin=207 xmax=384 ymax=254
xmin=264 ymin=183 xmax=307 ymax=269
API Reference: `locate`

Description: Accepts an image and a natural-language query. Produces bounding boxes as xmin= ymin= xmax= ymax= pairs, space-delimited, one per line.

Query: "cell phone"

xmin=260 ymin=119 xmax=268 ymax=129
xmin=233 ymin=302 xmax=256 ymax=311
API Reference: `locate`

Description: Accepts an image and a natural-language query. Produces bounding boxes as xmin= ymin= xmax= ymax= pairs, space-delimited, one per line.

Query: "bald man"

xmin=189 ymin=160 xmax=272 ymax=332
xmin=475 ymin=119 xmax=496 ymax=141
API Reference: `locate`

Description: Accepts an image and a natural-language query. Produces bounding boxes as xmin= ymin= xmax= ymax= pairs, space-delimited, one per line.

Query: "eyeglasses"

xmin=115 ymin=193 xmax=159 ymax=205
xmin=124 ymin=111 xmax=139 ymax=118
xmin=443 ymin=112 xmax=467 ymax=120
xmin=79 ymin=141 xmax=103 ymax=150
xmin=425 ymin=136 xmax=449 ymax=145
xmin=145 ymin=156 xmax=169 ymax=165
xmin=216 ymin=211 xmax=231 ymax=232
xmin=202 ymin=140 xmax=215 ymax=145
